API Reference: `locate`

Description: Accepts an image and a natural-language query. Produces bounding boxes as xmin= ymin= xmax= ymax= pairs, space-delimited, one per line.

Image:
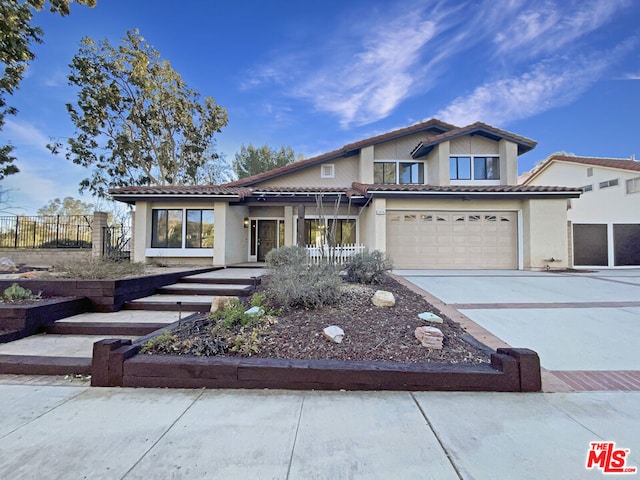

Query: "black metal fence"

xmin=0 ymin=215 xmax=93 ymax=249
xmin=102 ymin=224 xmax=131 ymax=260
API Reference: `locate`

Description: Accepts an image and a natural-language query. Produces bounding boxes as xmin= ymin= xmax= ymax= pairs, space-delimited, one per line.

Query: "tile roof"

xmin=223 ymin=118 xmax=456 ymax=187
xmin=522 ymin=154 xmax=640 ymax=184
xmin=351 ymin=182 xmax=581 ymax=196
xmin=411 ymin=121 xmax=537 ymax=158
xmin=109 ymin=185 xmax=252 ymax=198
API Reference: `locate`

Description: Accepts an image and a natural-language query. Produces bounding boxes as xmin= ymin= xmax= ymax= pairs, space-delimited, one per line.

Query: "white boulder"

xmin=372 ymin=290 xmax=395 ymax=307
xmin=322 ymin=325 xmax=345 ymax=344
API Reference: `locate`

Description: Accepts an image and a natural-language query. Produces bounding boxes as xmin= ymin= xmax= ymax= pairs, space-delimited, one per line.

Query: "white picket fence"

xmin=305 ymin=243 xmax=366 ymax=265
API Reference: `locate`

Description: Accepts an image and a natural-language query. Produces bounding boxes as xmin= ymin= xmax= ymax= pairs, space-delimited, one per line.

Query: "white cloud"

xmin=493 ymin=0 xmax=631 ymax=57
xmin=2 ymin=120 xmax=51 ymax=153
xmin=436 ymin=42 xmax=633 ymax=127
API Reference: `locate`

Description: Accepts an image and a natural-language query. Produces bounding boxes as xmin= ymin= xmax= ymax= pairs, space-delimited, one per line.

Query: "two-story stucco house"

xmin=522 ymin=154 xmax=640 ymax=268
xmin=109 ymin=119 xmax=581 ymax=270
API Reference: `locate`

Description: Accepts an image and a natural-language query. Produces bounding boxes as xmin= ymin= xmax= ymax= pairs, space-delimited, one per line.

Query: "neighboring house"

xmin=521 ymin=154 xmax=640 ymax=268
xmin=110 ymin=119 xmax=581 ymax=270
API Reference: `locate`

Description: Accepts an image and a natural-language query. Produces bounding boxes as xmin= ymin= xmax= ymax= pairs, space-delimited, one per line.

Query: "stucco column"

xmin=91 ymin=211 xmax=108 ymax=258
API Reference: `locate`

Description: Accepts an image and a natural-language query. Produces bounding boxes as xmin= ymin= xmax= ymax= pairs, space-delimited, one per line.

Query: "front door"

xmin=257 ymin=220 xmax=277 ymax=261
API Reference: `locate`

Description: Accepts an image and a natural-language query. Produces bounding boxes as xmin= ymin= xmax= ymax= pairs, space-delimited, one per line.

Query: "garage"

xmin=386 ymin=211 xmax=518 ymax=269
xmin=573 ymin=223 xmax=640 ymax=267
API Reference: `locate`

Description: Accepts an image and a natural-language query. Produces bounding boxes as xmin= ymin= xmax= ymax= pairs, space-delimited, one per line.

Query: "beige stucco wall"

xmin=357 ymin=198 xmax=386 ymax=251
xmin=526 ymin=162 xmax=640 ymax=223
xmin=224 ymin=204 xmax=249 ymax=265
xmin=450 ymin=136 xmax=499 ymax=155
xmin=257 ymin=156 xmax=359 ymax=188
xmin=499 ymin=140 xmax=518 ymax=185
xmin=521 ymin=199 xmax=569 ymax=270
xmin=373 ymin=132 xmax=429 ymax=160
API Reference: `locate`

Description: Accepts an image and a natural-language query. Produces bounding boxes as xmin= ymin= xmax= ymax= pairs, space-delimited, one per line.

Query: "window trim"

xmin=450 ymin=154 xmax=500 ymax=184
xmin=373 ymin=160 xmax=425 ymax=185
xmin=321 ymin=163 xmax=335 ymax=179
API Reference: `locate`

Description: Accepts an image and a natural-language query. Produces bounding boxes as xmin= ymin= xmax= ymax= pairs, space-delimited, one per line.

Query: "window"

xmin=321 ymin=164 xmax=335 ymax=179
xmin=587 ymin=167 xmax=593 ymax=177
xmin=599 ymin=179 xmax=619 ymax=189
xmin=186 ymin=210 xmax=214 ymax=248
xmin=582 ymin=184 xmax=593 ymax=192
xmin=374 ymin=161 xmax=424 ymax=184
xmin=152 ymin=208 xmax=214 ymax=248
xmin=626 ymin=177 xmax=640 ymax=194
xmin=304 ymin=218 xmax=356 ymax=246
xmin=152 ymin=209 xmax=183 ymax=248
xmin=450 ymin=156 xmax=499 ymax=181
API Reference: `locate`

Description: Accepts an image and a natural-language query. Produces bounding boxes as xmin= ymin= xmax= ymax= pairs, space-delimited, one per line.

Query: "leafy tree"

xmin=233 ymin=144 xmax=301 ymax=180
xmin=36 ymin=196 xmax=93 ymax=216
xmin=48 ymin=29 xmax=228 ymax=197
xmin=0 ymin=0 xmax=96 ymax=180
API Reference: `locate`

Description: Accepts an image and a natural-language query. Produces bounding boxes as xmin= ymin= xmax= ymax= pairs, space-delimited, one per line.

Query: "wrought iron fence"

xmin=102 ymin=224 xmax=131 ymax=261
xmin=0 ymin=215 xmax=93 ymax=249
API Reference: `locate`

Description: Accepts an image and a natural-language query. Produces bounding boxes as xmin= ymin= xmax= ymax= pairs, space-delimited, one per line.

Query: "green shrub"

xmin=263 ymin=262 xmax=341 ymax=309
xmin=2 ymin=283 xmax=41 ymax=302
xmin=265 ymin=245 xmax=309 ymax=267
xmin=345 ymin=250 xmax=393 ymax=284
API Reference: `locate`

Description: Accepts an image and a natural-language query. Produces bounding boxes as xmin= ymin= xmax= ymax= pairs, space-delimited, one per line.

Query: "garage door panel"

xmin=387 ymin=210 xmax=517 ymax=269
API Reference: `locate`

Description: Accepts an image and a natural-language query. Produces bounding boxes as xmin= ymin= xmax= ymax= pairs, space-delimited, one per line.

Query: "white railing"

xmin=305 ymin=243 xmax=366 ymax=265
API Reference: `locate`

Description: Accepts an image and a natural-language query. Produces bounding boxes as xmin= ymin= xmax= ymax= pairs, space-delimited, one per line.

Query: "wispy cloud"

xmin=436 ymin=40 xmax=635 ymax=127
xmin=493 ymin=0 xmax=631 ymax=57
xmin=2 ymin=120 xmax=51 ymax=153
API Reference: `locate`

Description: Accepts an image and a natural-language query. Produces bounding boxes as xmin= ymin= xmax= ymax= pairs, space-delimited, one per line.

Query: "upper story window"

xmin=450 ymin=156 xmax=499 ymax=181
xmin=152 ymin=208 xmax=214 ymax=248
xmin=321 ymin=164 xmax=335 ymax=178
xmin=374 ymin=161 xmax=424 ymax=184
xmin=599 ymin=179 xmax=619 ymax=189
xmin=626 ymin=177 xmax=640 ymax=194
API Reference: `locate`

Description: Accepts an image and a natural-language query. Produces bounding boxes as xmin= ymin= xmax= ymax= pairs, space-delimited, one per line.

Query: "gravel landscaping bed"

xmin=143 ymin=275 xmax=491 ymax=365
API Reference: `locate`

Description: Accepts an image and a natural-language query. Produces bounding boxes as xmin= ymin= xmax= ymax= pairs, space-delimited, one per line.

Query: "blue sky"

xmin=1 ymin=0 xmax=639 ymax=214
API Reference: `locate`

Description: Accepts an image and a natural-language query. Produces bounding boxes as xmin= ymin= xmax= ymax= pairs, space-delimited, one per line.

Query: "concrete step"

xmin=124 ymin=294 xmax=219 ymax=313
xmin=157 ymin=283 xmax=254 ymax=296
xmin=44 ymin=321 xmax=169 ymax=336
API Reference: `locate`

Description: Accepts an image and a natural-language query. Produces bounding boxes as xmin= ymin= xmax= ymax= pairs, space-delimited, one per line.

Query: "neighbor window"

xmin=626 ymin=177 xmax=640 ymax=194
xmin=582 ymin=184 xmax=593 ymax=192
xmin=599 ymin=179 xmax=619 ymax=189
xmin=450 ymin=156 xmax=499 ymax=180
xmin=152 ymin=208 xmax=214 ymax=248
xmin=321 ymin=164 xmax=335 ymax=178
xmin=374 ymin=161 xmax=424 ymax=184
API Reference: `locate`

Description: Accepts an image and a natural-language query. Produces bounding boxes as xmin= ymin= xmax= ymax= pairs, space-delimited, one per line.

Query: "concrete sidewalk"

xmin=1 ymin=382 xmax=638 ymax=479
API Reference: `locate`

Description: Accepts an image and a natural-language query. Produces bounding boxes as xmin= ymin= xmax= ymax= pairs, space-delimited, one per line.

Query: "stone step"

xmin=124 ymin=294 xmax=219 ymax=313
xmin=44 ymin=321 xmax=170 ymax=336
xmin=157 ymin=283 xmax=254 ymax=296
xmin=0 ymin=354 xmax=92 ymax=375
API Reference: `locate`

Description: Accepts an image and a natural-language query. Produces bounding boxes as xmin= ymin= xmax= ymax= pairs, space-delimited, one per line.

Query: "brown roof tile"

xmin=109 ymin=185 xmax=252 ymax=198
xmin=223 ymin=118 xmax=456 ymax=187
xmin=351 ymin=182 xmax=581 ymax=195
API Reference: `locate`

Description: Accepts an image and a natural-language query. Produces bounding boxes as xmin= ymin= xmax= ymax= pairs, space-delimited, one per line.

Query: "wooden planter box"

xmin=0 ymin=297 xmax=89 ymax=343
xmin=91 ymin=336 xmax=542 ymax=392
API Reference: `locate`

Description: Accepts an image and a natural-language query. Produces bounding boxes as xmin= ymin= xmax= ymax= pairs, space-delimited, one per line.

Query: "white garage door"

xmin=386 ymin=211 xmax=518 ymax=269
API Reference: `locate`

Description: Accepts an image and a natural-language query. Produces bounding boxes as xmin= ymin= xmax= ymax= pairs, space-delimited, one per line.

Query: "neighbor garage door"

xmin=386 ymin=211 xmax=518 ymax=269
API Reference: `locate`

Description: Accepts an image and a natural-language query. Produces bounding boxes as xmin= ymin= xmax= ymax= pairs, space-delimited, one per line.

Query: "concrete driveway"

xmin=396 ymin=269 xmax=640 ymax=389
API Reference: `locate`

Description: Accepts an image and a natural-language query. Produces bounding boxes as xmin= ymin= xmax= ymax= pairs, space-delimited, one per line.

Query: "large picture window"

xmin=186 ymin=210 xmax=214 ymax=248
xmin=304 ymin=218 xmax=356 ymax=246
xmin=152 ymin=208 xmax=214 ymax=248
xmin=151 ymin=209 xmax=183 ymax=248
xmin=450 ymin=155 xmax=499 ymax=181
xmin=374 ymin=161 xmax=424 ymax=184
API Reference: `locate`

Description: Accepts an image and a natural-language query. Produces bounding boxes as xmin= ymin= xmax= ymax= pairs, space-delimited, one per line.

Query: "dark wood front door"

xmin=258 ymin=220 xmax=277 ymax=261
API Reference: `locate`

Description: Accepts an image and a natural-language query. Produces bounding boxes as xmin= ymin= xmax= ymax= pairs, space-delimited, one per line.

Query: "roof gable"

xmin=411 ymin=121 xmax=537 ymax=158
xmin=223 ymin=118 xmax=455 ymax=187
xmin=522 ymin=155 xmax=640 ymax=185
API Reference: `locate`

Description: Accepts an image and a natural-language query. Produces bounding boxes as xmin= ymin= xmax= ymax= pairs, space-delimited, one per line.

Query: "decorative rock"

xmin=210 ymin=296 xmax=237 ymax=312
xmin=372 ymin=290 xmax=395 ymax=307
xmin=244 ymin=306 xmax=264 ymax=317
xmin=414 ymin=326 xmax=444 ymax=349
xmin=322 ymin=325 xmax=345 ymax=344
xmin=0 ymin=257 xmax=17 ymax=273
xmin=418 ymin=312 xmax=443 ymax=324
